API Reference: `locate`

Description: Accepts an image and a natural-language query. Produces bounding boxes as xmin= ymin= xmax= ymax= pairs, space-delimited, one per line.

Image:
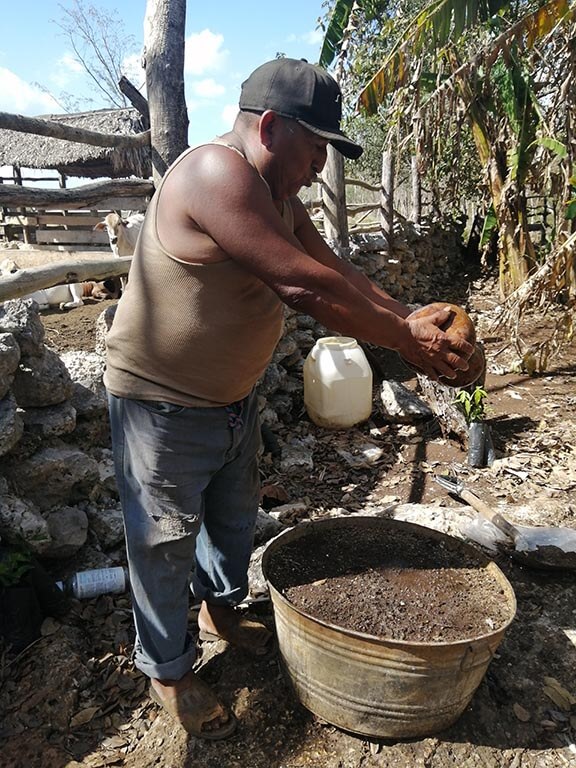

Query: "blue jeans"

xmin=107 ymin=390 xmax=261 ymax=680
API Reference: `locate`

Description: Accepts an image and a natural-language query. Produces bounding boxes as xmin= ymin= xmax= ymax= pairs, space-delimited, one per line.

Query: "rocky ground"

xmin=0 ymin=269 xmax=575 ymax=768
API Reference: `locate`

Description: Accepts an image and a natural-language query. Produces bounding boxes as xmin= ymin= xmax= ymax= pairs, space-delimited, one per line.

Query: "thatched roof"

xmin=0 ymin=108 xmax=151 ymax=179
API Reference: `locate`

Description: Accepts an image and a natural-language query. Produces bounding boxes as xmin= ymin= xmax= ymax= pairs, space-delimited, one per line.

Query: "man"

xmin=105 ymin=58 xmax=472 ymax=740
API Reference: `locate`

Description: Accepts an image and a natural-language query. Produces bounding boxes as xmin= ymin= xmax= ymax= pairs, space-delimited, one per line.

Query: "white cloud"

xmin=59 ymin=53 xmax=84 ymax=74
xmin=220 ymin=103 xmax=237 ymax=130
xmin=285 ymin=28 xmax=323 ymax=47
xmin=0 ymin=67 xmax=60 ymax=114
xmin=186 ymin=98 xmax=201 ymax=114
xmin=121 ymin=53 xmax=146 ymax=90
xmin=185 ymin=29 xmax=229 ymax=75
xmin=49 ymin=53 xmax=84 ymax=89
xmin=190 ymin=78 xmax=225 ymax=99
xmin=303 ymin=28 xmax=323 ymax=46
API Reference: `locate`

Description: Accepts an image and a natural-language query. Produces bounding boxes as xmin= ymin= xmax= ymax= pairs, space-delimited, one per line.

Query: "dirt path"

xmin=1 ymin=273 xmax=575 ymax=768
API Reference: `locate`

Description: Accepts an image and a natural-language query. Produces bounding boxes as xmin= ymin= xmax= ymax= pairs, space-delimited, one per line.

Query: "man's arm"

xmin=157 ymin=146 xmax=471 ymax=380
xmin=291 ymin=195 xmax=411 ymax=319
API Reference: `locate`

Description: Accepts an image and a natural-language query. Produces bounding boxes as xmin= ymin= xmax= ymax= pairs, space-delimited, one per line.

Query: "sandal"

xmin=149 ymin=675 xmax=237 ymax=740
xmin=199 ymin=617 xmax=275 ymax=658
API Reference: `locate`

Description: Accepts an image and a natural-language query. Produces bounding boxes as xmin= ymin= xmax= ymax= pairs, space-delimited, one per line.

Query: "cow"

xmin=94 ymin=212 xmax=145 ymax=293
xmin=94 ymin=211 xmax=145 ymax=257
xmin=0 ymin=258 xmax=118 ymax=309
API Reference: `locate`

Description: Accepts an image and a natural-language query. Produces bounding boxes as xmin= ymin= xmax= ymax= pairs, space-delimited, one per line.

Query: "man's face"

xmin=272 ymin=118 xmax=329 ymax=199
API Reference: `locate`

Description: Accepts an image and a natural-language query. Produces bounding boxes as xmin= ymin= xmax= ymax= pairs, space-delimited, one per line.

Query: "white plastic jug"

xmin=303 ymin=336 xmax=373 ymax=428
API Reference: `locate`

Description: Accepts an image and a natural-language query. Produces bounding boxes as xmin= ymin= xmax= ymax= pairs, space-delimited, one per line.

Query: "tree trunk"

xmin=322 ymin=146 xmax=349 ymax=250
xmin=459 ymin=81 xmax=534 ymax=298
xmin=486 ymin=158 xmax=533 ymax=298
xmin=416 ymin=375 xmax=468 ymax=441
xmin=143 ymin=0 xmax=189 ymax=184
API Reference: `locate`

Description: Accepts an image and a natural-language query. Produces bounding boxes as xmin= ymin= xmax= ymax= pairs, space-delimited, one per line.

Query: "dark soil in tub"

xmin=266 ymin=522 xmax=514 ymax=643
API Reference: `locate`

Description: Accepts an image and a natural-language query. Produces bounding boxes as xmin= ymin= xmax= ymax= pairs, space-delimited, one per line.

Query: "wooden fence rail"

xmin=305 ymin=175 xmax=396 ymax=239
xmin=0 ymin=111 xmax=151 ymax=149
xmin=0 ymin=257 xmax=132 ymax=301
xmin=0 ymin=179 xmax=154 ymax=209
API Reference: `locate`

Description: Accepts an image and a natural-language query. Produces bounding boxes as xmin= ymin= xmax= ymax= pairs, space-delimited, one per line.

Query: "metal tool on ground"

xmin=434 ymin=474 xmax=576 ymax=571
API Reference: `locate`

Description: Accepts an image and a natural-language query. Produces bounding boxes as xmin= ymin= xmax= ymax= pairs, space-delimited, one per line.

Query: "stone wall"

xmin=0 ymin=300 xmax=121 ymax=561
xmin=348 ymin=217 xmax=466 ymax=304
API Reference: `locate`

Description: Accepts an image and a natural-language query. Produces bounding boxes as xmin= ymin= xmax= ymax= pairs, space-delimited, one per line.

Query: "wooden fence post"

xmin=411 ymin=155 xmax=421 ymax=225
xmin=143 ymin=0 xmax=188 ymax=185
xmin=380 ymin=150 xmax=394 ymax=250
xmin=411 ymin=106 xmax=423 ymax=226
xmin=322 ymin=146 xmax=349 ymax=250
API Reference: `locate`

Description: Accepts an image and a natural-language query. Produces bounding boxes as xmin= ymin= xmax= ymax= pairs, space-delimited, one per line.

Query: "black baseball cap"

xmin=239 ymin=58 xmax=363 ymax=160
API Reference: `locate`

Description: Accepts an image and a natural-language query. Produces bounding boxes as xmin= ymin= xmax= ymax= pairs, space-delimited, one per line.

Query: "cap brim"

xmin=297 ymin=119 xmax=363 ymax=160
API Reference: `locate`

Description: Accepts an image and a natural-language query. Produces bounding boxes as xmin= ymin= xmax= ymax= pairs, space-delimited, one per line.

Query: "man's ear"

xmin=258 ymin=110 xmax=279 ymax=150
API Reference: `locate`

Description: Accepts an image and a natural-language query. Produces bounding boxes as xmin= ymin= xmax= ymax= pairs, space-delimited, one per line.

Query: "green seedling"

xmin=454 ymin=386 xmax=488 ymax=423
xmin=0 ymin=550 xmax=33 ymax=588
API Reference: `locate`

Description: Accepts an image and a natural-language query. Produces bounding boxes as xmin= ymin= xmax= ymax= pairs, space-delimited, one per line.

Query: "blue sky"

xmin=0 ymin=0 xmax=328 ymax=147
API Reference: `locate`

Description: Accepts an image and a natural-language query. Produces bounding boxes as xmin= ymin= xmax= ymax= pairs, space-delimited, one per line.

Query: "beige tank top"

xmin=104 ymin=143 xmax=290 ymax=407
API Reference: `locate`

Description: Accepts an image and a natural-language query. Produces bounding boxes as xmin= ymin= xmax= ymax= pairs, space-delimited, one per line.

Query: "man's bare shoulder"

xmin=171 ymin=142 xmax=249 ymax=180
xmin=161 ymin=143 xmax=264 ymax=211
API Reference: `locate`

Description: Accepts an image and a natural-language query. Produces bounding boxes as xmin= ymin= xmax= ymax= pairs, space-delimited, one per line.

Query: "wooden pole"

xmin=118 ymin=76 xmax=150 ymax=129
xmin=322 ymin=146 xmax=349 ymax=250
xmin=411 ymin=155 xmax=422 ymax=225
xmin=11 ymin=166 xmax=30 ymax=245
xmin=0 ymin=258 xmax=132 ymax=301
xmin=0 ymin=111 xmax=150 ymax=149
xmin=411 ymin=105 xmax=423 ymax=225
xmin=0 ymin=179 xmax=153 ymax=208
xmin=380 ymin=150 xmax=394 ymax=251
xmin=143 ymin=0 xmax=189 ymax=184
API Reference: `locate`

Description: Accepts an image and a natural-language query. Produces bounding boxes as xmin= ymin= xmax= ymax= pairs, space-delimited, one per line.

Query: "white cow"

xmin=94 ymin=212 xmax=145 ymax=292
xmin=0 ymin=258 xmax=117 ymax=309
xmin=94 ymin=212 xmax=145 ymax=256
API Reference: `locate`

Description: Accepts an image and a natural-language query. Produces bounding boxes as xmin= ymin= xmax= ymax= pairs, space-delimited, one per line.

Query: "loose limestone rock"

xmin=58 ymin=347 xmax=109 ymax=450
xmin=19 ymin=401 xmax=77 ymax=438
xmin=85 ymin=501 xmax=125 ymax=550
xmin=44 ymin=506 xmax=89 ymax=558
xmin=254 ymin=507 xmax=285 ymax=547
xmin=0 ymin=333 xmax=20 ymax=398
xmin=0 ymin=299 xmax=45 ymax=357
xmin=12 ymin=347 xmax=74 ymax=407
xmin=0 ymin=480 xmax=52 ymax=555
xmin=95 ymin=305 xmax=116 ymax=357
xmin=0 ymin=393 xmax=24 ymax=456
xmin=380 ymin=380 xmax=433 ymax=422
xmin=60 ymin=351 xmax=105 ymax=393
xmin=4 ymin=445 xmax=100 ymax=511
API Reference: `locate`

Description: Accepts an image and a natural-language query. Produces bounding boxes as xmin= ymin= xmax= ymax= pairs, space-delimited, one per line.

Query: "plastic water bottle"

xmin=57 ymin=567 xmax=128 ymax=599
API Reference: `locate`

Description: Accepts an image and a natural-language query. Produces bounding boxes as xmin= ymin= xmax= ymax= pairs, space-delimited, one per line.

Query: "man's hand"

xmin=400 ymin=306 xmax=474 ymax=381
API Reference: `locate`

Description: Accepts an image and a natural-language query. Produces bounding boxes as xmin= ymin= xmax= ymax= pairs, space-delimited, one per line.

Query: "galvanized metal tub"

xmin=262 ymin=517 xmax=516 ymax=739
